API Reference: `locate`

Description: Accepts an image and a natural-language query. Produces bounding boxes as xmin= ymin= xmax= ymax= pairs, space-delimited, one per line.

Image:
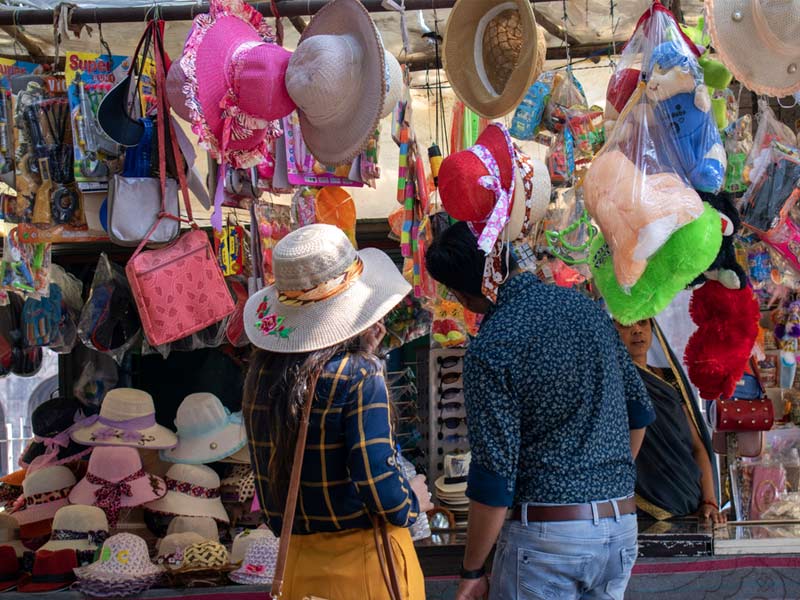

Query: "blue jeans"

xmin=488 ymin=501 xmax=638 ymax=600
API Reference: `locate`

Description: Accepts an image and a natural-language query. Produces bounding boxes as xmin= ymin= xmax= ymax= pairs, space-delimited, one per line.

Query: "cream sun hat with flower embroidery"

xmin=243 ymin=224 xmax=411 ymax=354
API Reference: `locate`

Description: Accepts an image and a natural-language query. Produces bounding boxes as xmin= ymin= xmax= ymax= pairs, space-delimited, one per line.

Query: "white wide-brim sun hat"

xmin=244 ymin=224 xmax=411 ymax=354
xmin=707 ymin=0 xmax=800 ymax=97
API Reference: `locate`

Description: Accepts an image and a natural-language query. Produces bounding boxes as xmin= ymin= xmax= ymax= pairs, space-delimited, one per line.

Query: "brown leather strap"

xmin=511 ymin=497 xmax=637 ymax=522
xmin=271 ymin=372 xmax=320 ymax=599
xmin=372 ymin=516 xmax=401 ymax=600
xmin=380 ymin=521 xmax=403 ymax=600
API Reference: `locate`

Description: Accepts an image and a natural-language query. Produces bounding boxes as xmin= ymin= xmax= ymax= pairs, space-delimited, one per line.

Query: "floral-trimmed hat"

xmin=143 ymin=464 xmax=229 ymax=524
xmin=70 ymin=389 xmax=177 ymax=450
xmin=229 ymin=534 xmax=279 ymax=585
xmin=180 ymin=0 xmax=294 ymax=169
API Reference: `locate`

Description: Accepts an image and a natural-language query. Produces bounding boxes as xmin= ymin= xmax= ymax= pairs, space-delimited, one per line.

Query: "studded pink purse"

xmin=126 ymin=23 xmax=234 ymax=346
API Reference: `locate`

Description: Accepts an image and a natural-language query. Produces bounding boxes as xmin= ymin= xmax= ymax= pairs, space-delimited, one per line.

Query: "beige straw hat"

xmin=444 ymin=0 xmax=540 ymax=119
xmin=244 ymin=224 xmax=411 ymax=354
xmin=707 ymin=0 xmax=800 ymax=97
xmin=285 ymin=0 xmax=385 ymax=166
xmin=40 ymin=506 xmax=109 ymax=553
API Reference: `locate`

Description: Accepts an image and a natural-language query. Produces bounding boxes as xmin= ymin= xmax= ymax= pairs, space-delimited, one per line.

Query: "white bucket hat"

xmin=156 ymin=532 xmax=206 ymax=568
xmin=285 ymin=0 xmax=386 ymax=166
xmin=161 ymin=394 xmax=246 ymax=465
xmin=40 ymin=506 xmax=109 ymax=554
xmin=707 ymin=0 xmax=800 ymax=97
xmin=244 ymin=224 xmax=411 ymax=354
xmin=70 ymin=389 xmax=178 ymax=450
xmin=230 ymin=528 xmax=276 ymax=565
xmin=74 ymin=533 xmax=163 ymax=596
xmin=144 ymin=464 xmax=229 ymax=524
xmin=165 ymin=516 xmax=220 ymax=542
xmin=0 ymin=513 xmax=26 ymax=558
xmin=229 ymin=534 xmax=279 ymax=585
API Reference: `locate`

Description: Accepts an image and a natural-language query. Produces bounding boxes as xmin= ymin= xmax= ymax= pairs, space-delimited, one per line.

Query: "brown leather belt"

xmin=511 ymin=497 xmax=637 ymax=522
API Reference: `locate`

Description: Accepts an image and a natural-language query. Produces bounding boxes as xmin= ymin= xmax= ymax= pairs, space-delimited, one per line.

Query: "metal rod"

xmin=0 ymin=0 xmax=555 ymax=26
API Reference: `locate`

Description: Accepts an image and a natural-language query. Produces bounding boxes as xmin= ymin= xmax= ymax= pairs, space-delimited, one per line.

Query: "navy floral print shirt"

xmin=464 ymin=272 xmax=655 ymax=507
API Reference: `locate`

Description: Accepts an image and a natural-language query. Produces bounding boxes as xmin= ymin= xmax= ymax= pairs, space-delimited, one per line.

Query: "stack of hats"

xmin=9 ymin=465 xmax=76 ymax=547
xmin=73 ymin=533 xmax=163 ymax=598
xmin=435 ymin=452 xmax=472 ymax=527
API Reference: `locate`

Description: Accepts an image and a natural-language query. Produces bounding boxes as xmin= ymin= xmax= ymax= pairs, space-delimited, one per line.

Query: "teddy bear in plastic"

xmin=645 ymin=41 xmax=727 ymax=193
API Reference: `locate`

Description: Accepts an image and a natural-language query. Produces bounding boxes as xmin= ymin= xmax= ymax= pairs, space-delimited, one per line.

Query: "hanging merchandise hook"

xmin=97 ymin=21 xmax=112 ymax=58
xmin=269 ymin=0 xmax=284 ymax=47
xmin=561 ymin=0 xmax=572 ymax=67
xmin=382 ymin=0 xmax=410 ymax=56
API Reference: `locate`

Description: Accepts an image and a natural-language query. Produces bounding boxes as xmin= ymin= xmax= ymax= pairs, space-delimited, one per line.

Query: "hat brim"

xmin=0 ymin=576 xmax=21 ymax=593
xmin=19 ymin=441 xmax=92 ymax=469
xmin=12 ymin=497 xmax=69 ymax=526
xmin=69 ymin=473 xmax=166 ymax=507
xmin=444 ymin=0 xmax=540 ymax=119
xmin=161 ymin=422 xmax=247 ymax=465
xmin=70 ymin=423 xmax=177 ymax=450
xmin=434 ymin=476 xmax=468 ymax=496
xmin=707 ymin=0 xmax=800 ymax=97
xmin=217 ymin=445 xmax=250 ymax=465
xmin=244 ymin=248 xmax=411 ymax=353
xmin=19 ymin=519 xmax=53 ymax=540
xmin=40 ymin=538 xmax=101 ymax=553
xmin=75 ymin=561 xmax=163 ymax=582
xmin=292 ymin=0 xmax=386 ymax=166
xmin=0 ymin=470 xmax=26 ymax=487
xmin=528 ymin=157 xmax=552 ymax=226
xmin=229 ymin=571 xmax=272 ymax=585
xmin=144 ymin=494 xmax=230 ymax=524
xmin=16 ymin=573 xmax=74 ymax=594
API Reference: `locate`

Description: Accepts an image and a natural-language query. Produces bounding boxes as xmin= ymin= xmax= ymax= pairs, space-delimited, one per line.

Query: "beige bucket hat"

xmin=444 ymin=0 xmax=541 ymax=119
xmin=285 ymin=0 xmax=385 ymax=166
xmin=244 ymin=224 xmax=411 ymax=353
xmin=707 ymin=0 xmax=800 ymax=97
xmin=40 ymin=505 xmax=109 ymax=553
xmin=144 ymin=464 xmax=229 ymax=524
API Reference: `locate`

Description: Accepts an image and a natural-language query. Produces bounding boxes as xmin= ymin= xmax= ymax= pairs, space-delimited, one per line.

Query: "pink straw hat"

xmin=181 ymin=0 xmax=295 ymax=169
xmin=69 ymin=446 xmax=166 ymax=527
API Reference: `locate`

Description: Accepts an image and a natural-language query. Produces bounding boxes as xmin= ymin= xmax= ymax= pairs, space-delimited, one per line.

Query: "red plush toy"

xmin=684 ymin=280 xmax=760 ymax=400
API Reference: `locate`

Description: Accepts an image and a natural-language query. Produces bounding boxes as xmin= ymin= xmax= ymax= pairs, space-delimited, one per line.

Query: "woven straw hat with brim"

xmin=144 ymin=464 xmax=229 ymax=524
xmin=707 ymin=0 xmax=800 ymax=97
xmin=166 ymin=540 xmax=232 ymax=587
xmin=11 ymin=465 xmax=76 ymax=527
xmin=444 ymin=0 xmax=541 ymax=119
xmin=244 ymin=224 xmax=411 ymax=353
xmin=285 ymin=0 xmax=386 ymax=166
xmin=40 ymin=505 xmax=108 ymax=554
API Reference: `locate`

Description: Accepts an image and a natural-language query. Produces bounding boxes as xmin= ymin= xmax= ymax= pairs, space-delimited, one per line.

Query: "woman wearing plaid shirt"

xmin=242 ymin=224 xmax=432 ymax=599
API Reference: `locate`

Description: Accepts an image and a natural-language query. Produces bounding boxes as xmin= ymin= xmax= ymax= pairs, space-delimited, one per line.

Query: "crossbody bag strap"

xmin=372 ymin=516 xmax=402 ymax=600
xmin=131 ymin=21 xmax=195 ymax=260
xmin=270 ymin=371 xmax=320 ymax=599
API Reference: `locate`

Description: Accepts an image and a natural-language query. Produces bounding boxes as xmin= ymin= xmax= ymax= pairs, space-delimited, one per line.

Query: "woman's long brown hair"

xmin=243 ymin=340 xmax=359 ymax=506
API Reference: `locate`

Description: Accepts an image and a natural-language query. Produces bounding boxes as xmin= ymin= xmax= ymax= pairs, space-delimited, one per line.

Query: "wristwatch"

xmin=460 ymin=564 xmax=486 ymax=580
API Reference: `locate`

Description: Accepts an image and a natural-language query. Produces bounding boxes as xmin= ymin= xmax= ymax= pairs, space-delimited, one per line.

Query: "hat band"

xmin=85 ymin=469 xmax=150 ymax=527
xmin=78 ymin=413 xmax=157 ymax=445
xmin=443 ymin=476 xmax=467 ymax=485
xmin=278 ymin=256 xmax=365 ymax=306
xmin=165 ymin=477 xmax=221 ymax=499
xmin=30 ymin=572 xmax=72 ymax=584
xmin=22 ymin=485 xmax=73 ymax=508
xmin=52 ymin=529 xmax=108 ymax=546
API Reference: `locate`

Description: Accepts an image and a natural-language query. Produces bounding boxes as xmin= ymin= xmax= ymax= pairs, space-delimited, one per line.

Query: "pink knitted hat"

xmin=180 ymin=0 xmax=296 ymax=169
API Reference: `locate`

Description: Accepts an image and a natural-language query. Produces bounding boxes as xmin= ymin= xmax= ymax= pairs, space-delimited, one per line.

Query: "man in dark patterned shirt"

xmin=426 ymin=222 xmax=656 ymax=600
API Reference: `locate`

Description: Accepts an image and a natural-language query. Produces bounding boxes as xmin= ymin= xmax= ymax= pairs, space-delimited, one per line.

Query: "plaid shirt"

xmin=246 ymin=353 xmax=419 ymax=534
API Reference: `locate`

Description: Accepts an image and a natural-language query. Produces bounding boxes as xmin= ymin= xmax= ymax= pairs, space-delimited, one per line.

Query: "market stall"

xmin=0 ymin=0 xmax=800 ymax=598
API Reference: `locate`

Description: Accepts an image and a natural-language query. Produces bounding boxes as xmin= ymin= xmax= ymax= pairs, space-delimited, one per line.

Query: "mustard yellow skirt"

xmin=282 ymin=525 xmax=426 ymax=600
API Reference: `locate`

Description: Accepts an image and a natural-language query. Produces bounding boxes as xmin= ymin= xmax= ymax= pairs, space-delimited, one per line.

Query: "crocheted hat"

xmin=70 ymin=389 xmax=178 ymax=450
xmin=161 ymin=393 xmax=246 ymax=465
xmin=69 ymin=446 xmax=166 ymax=527
xmin=143 ymin=464 xmax=229 ymax=523
xmin=180 ymin=0 xmax=294 ymax=168
xmin=40 ymin=505 xmax=108 ymax=553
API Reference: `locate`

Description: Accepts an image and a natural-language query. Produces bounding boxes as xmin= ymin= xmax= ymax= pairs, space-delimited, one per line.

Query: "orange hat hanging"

xmin=315 ymin=187 xmax=357 ymax=247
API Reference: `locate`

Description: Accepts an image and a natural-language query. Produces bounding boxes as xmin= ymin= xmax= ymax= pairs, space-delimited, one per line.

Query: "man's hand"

xmin=456 ymin=576 xmax=489 ymax=600
xmin=698 ymin=503 xmax=727 ymax=524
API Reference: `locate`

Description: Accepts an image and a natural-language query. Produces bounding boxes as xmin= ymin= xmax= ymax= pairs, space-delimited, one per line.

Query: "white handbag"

xmin=107 ymin=174 xmax=180 ymax=247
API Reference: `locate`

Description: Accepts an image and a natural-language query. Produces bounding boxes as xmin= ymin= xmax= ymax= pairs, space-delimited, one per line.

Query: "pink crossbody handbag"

xmin=126 ymin=22 xmax=234 ymax=346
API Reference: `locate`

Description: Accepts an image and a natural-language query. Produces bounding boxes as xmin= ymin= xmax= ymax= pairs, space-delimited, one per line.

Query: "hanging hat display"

xmin=285 ymin=0 xmax=386 ymax=166
xmin=70 ymin=389 xmax=178 ymax=450
xmin=161 ymin=393 xmax=247 ymax=465
xmin=180 ymin=0 xmax=294 ymax=168
xmin=73 ymin=533 xmax=164 ymax=598
xmin=707 ymin=0 xmax=800 ymax=97
xmin=18 ymin=397 xmax=91 ymax=469
xmin=144 ymin=464 xmax=229 ymax=524
xmin=69 ymin=446 xmax=167 ymax=527
xmin=443 ymin=0 xmax=541 ymax=119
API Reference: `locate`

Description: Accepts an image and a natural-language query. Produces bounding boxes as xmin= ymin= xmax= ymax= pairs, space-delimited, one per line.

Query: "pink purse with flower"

xmin=126 ymin=22 xmax=234 ymax=346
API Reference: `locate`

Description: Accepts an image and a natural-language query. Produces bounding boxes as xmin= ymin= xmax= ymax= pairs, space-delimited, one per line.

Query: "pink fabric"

xmin=12 ymin=497 xmax=70 ymax=526
xmin=126 ymin=229 xmax=236 ymax=347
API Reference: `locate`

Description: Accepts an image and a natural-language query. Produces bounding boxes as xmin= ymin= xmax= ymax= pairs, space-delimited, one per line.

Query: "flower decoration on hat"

xmin=255 ymin=299 xmax=293 ymax=338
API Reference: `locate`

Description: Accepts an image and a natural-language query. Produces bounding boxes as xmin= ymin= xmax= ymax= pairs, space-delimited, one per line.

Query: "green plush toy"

xmin=682 ymin=18 xmax=734 ymax=130
xmin=591 ymin=202 xmax=722 ymax=325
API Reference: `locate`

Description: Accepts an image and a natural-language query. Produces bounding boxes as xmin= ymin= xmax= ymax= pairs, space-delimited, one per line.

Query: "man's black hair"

xmin=425 ymin=221 xmax=487 ymax=297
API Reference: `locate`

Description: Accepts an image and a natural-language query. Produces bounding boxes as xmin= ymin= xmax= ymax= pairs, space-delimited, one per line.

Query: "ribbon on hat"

xmin=76 ymin=413 xmax=156 ymax=444
xmin=86 ymin=469 xmax=146 ymax=527
xmin=26 ymin=409 xmax=88 ymax=471
xmin=52 ymin=528 xmax=108 ymax=546
xmin=381 ymin=0 xmax=410 ymax=54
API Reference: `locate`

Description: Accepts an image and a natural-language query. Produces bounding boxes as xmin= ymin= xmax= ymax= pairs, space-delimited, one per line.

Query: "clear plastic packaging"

xmin=746 ymin=99 xmax=797 ymax=184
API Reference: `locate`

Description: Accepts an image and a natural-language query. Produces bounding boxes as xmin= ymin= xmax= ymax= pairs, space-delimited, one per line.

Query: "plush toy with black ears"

xmin=691 ymin=191 xmax=748 ymax=290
